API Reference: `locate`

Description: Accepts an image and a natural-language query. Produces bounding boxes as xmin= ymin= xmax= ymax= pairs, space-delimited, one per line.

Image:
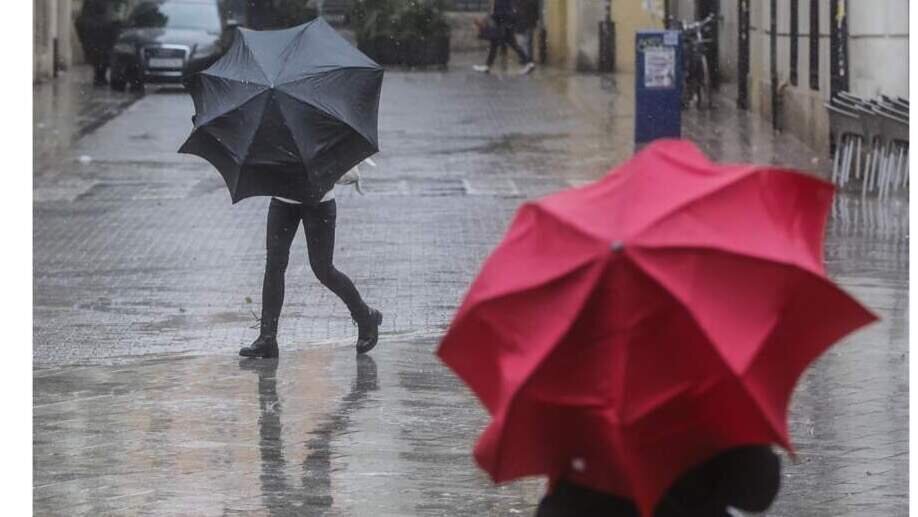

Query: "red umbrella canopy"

xmin=437 ymin=139 xmax=876 ymax=516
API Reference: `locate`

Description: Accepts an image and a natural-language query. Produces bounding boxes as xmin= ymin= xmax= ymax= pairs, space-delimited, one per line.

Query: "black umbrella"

xmin=179 ymin=18 xmax=383 ymax=204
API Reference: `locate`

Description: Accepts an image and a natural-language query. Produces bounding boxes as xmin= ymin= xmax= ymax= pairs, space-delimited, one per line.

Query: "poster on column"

xmin=644 ymin=47 xmax=676 ymax=89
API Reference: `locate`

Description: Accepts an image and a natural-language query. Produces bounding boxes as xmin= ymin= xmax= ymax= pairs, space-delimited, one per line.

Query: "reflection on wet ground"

xmin=34 ymin=336 xmax=542 ymax=516
xmin=33 ymin=66 xmax=141 ymax=177
xmin=34 ymin=187 xmax=908 ymax=515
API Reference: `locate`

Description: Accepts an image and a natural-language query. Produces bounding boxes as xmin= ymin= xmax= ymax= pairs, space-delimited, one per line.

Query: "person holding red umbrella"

xmin=438 ymin=140 xmax=876 ymax=516
xmin=536 ymin=445 xmax=780 ymax=516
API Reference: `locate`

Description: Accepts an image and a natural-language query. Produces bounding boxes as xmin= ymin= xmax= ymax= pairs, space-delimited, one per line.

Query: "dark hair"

xmin=536 ymin=446 xmax=781 ymax=517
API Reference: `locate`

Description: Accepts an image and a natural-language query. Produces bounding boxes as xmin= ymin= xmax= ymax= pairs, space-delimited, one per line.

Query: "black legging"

xmin=260 ymin=198 xmax=367 ymax=337
xmin=487 ymin=15 xmax=532 ymax=67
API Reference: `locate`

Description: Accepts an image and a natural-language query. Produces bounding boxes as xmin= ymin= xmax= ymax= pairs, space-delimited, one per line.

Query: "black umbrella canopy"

xmin=179 ymin=18 xmax=383 ymax=204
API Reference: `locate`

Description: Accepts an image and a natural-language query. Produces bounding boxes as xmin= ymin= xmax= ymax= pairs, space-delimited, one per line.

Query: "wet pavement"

xmin=34 ymin=60 xmax=907 ymax=515
xmin=34 ymin=65 xmax=142 ymax=179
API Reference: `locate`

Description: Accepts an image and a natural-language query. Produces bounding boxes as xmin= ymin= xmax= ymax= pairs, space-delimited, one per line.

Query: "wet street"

xmin=34 ymin=56 xmax=908 ymax=516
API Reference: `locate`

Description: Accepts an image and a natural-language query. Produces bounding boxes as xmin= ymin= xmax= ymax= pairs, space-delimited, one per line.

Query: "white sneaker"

xmin=473 ymin=65 xmax=490 ymax=73
xmin=520 ymin=62 xmax=536 ymax=75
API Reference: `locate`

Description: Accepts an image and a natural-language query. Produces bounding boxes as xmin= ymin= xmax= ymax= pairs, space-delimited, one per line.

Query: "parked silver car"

xmin=109 ymin=0 xmax=236 ymax=91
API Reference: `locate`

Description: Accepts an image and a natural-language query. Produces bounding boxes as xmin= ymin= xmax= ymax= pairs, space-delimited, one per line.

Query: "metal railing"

xmin=826 ymin=92 xmax=909 ymax=199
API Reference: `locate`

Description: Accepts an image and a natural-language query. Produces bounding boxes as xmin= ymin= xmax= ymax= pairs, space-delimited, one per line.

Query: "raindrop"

xmin=571 ymin=457 xmax=586 ymax=472
xmin=77 ymin=155 xmax=93 ymax=165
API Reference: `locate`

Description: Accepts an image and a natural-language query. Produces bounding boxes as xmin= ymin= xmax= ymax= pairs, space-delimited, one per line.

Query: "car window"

xmin=129 ymin=1 xmax=221 ymax=32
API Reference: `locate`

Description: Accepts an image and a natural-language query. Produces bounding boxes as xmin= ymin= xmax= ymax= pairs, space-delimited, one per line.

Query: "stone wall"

xmin=544 ymin=0 xmax=666 ymax=72
xmin=35 ymin=0 xmax=76 ymax=83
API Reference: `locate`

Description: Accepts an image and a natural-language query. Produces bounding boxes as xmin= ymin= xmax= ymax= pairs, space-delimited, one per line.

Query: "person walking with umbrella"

xmin=180 ymin=19 xmax=384 ymax=359
xmin=438 ymin=140 xmax=876 ymax=515
xmin=239 ymin=163 xmax=382 ymax=359
xmin=474 ymin=0 xmax=536 ymax=74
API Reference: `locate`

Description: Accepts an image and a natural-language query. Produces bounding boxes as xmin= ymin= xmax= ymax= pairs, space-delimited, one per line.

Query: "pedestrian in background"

xmin=535 ymin=446 xmax=781 ymax=516
xmin=516 ymin=0 xmax=541 ymax=64
xmin=75 ymin=0 xmax=126 ymax=86
xmin=474 ymin=0 xmax=535 ymax=75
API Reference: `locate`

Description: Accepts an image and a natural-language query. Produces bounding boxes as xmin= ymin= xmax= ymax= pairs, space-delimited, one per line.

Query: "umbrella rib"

xmin=624 ymin=166 xmax=759 ymax=242
xmin=462 ymin=206 xmax=607 ymax=309
xmin=191 ymin=91 xmax=270 ymax=165
xmin=238 ymin=32 xmax=274 ymax=85
xmin=476 ymin=259 xmax=610 ymax=480
xmin=193 ymin=79 xmax=269 ymax=127
xmin=199 ymin=68 xmax=270 ymax=88
xmin=632 ymin=168 xmax=830 ymax=248
xmin=623 ymin=252 xmax=787 ymax=444
xmin=275 ymin=70 xmax=381 ymax=149
xmin=233 ymin=92 xmax=275 ymax=196
xmin=273 ymin=23 xmax=318 ymax=83
xmin=630 ymin=242 xmax=823 ymax=278
xmin=538 ymin=167 xmax=760 ymax=247
xmin=271 ymin=89 xmax=321 ymax=175
xmin=276 ymin=65 xmax=382 ymax=86
xmin=190 ymin=126 xmax=244 ymax=164
xmin=272 ymin=89 xmax=372 ymax=181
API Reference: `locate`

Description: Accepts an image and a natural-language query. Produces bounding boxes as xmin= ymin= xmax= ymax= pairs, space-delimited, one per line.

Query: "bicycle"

xmin=667 ymin=14 xmax=717 ymax=110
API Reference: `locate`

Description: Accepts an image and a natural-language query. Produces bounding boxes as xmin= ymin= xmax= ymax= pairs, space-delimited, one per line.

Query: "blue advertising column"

xmin=635 ymin=30 xmax=683 ymax=149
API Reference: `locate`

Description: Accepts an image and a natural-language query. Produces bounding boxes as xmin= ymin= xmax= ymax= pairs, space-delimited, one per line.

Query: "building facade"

xmin=34 ymin=0 xmax=75 ymax=83
xmin=544 ymin=0 xmax=667 ymax=73
xmin=543 ymin=0 xmax=908 ymax=152
xmin=668 ymin=0 xmax=908 ymax=150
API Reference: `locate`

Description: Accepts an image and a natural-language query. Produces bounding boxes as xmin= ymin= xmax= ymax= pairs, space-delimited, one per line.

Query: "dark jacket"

xmin=516 ymin=0 xmax=540 ymax=30
xmin=536 ymin=446 xmax=781 ymax=517
xmin=493 ymin=0 xmax=516 ymax=17
xmin=75 ymin=0 xmax=128 ymax=64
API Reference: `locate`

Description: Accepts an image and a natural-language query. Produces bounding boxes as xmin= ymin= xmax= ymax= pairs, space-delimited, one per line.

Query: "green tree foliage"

xmin=273 ymin=0 xmax=319 ymax=27
xmin=350 ymin=0 xmax=449 ymax=42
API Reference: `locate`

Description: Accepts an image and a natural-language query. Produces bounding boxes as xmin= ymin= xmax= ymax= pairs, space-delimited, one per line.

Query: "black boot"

xmin=239 ymin=335 xmax=279 ymax=359
xmin=355 ymin=307 xmax=383 ymax=355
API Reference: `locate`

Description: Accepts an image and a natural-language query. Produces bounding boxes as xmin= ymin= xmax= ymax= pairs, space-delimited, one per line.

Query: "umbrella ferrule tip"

xmin=611 ymin=241 xmax=625 ymax=252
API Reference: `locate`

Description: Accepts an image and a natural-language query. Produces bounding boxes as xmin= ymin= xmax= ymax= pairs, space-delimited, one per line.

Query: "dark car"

xmin=109 ymin=0 xmax=236 ymax=91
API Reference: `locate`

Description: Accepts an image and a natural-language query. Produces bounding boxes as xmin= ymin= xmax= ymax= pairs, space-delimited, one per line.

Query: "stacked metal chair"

xmin=826 ymin=92 xmax=909 ymax=198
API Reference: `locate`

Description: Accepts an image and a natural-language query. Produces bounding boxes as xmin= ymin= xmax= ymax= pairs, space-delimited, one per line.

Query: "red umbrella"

xmin=437 ymin=139 xmax=876 ymax=516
